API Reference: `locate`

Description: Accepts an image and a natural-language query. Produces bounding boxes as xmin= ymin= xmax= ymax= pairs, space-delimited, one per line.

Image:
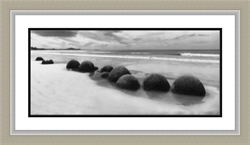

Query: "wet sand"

xmin=31 ymin=60 xmax=220 ymax=115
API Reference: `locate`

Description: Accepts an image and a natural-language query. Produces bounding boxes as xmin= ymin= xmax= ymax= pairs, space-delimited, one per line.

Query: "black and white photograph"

xmin=29 ymin=28 xmax=222 ymax=116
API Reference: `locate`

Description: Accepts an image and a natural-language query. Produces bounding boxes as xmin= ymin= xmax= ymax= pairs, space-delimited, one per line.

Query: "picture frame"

xmin=11 ymin=10 xmax=238 ymax=134
xmin=0 ymin=0 xmax=248 ymax=144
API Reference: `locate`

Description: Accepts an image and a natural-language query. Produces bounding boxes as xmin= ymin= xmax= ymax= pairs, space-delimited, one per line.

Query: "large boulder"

xmin=101 ymin=72 xmax=109 ymax=79
xmin=100 ymin=65 xmax=113 ymax=73
xmin=171 ymin=75 xmax=206 ymax=96
xmin=66 ymin=59 xmax=80 ymax=70
xmin=108 ymin=66 xmax=131 ymax=83
xmin=78 ymin=61 xmax=97 ymax=72
xmin=142 ymin=73 xmax=170 ymax=92
xmin=41 ymin=60 xmax=54 ymax=65
xmin=35 ymin=57 xmax=44 ymax=61
xmin=116 ymin=75 xmax=140 ymax=91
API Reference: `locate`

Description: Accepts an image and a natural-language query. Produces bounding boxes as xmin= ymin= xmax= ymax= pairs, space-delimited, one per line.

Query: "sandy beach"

xmin=31 ymin=51 xmax=220 ymax=115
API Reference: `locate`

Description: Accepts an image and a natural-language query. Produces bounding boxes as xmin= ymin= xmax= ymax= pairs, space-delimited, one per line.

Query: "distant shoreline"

xmin=31 ymin=48 xmax=81 ymax=50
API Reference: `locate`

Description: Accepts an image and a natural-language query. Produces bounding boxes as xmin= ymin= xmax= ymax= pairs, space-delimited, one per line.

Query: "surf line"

xmin=39 ymin=52 xmax=220 ymax=64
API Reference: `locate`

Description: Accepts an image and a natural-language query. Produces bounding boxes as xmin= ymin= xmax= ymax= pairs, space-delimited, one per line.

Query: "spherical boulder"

xmin=66 ymin=59 xmax=80 ymax=70
xmin=108 ymin=66 xmax=131 ymax=83
xmin=35 ymin=57 xmax=44 ymax=61
xmin=116 ymin=75 xmax=140 ymax=91
xmin=171 ymin=75 xmax=206 ymax=96
xmin=142 ymin=73 xmax=170 ymax=92
xmin=101 ymin=72 xmax=109 ymax=79
xmin=78 ymin=61 xmax=96 ymax=72
xmin=94 ymin=66 xmax=98 ymax=71
xmin=100 ymin=65 xmax=113 ymax=73
xmin=41 ymin=59 xmax=54 ymax=65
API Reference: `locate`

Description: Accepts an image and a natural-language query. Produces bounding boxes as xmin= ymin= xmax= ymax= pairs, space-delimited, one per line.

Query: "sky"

xmin=31 ymin=30 xmax=220 ymax=50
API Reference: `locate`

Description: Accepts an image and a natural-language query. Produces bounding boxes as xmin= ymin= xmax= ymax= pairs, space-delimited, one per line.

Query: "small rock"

xmin=35 ymin=57 xmax=44 ymax=61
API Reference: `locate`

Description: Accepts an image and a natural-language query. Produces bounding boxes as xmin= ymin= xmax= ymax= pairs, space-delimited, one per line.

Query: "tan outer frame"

xmin=1 ymin=1 xmax=248 ymax=145
xmin=10 ymin=10 xmax=240 ymax=135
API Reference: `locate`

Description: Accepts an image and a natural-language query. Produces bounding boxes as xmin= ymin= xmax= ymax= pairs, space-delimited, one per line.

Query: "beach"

xmin=31 ymin=50 xmax=220 ymax=115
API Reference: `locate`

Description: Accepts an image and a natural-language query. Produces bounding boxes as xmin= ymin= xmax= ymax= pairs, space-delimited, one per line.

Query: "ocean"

xmin=31 ymin=49 xmax=220 ymax=63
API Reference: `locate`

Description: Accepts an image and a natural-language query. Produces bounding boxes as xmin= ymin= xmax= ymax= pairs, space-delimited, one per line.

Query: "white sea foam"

xmin=181 ymin=53 xmax=220 ymax=57
xmin=39 ymin=52 xmax=219 ymax=63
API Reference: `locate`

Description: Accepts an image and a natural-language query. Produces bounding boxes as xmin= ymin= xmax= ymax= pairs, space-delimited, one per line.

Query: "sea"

xmin=31 ymin=49 xmax=220 ymax=64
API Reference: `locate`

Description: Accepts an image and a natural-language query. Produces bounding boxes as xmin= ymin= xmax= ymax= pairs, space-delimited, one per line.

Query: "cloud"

xmin=31 ymin=30 xmax=219 ymax=50
xmin=79 ymin=31 xmax=129 ymax=45
xmin=197 ymin=34 xmax=210 ymax=36
xmin=102 ymin=31 xmax=127 ymax=45
xmin=170 ymin=34 xmax=196 ymax=40
xmin=78 ymin=31 xmax=108 ymax=42
xmin=83 ymin=42 xmax=94 ymax=47
xmin=31 ymin=30 xmax=78 ymax=37
xmin=133 ymin=38 xmax=142 ymax=41
xmin=41 ymin=44 xmax=48 ymax=48
xmin=60 ymin=37 xmax=79 ymax=43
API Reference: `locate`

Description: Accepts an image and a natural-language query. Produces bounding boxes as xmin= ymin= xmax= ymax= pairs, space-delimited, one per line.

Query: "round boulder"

xmin=94 ymin=66 xmax=98 ymax=71
xmin=66 ymin=59 xmax=80 ymax=70
xmin=108 ymin=66 xmax=131 ymax=83
xmin=142 ymin=73 xmax=170 ymax=92
xmin=171 ymin=75 xmax=206 ymax=96
xmin=101 ymin=72 xmax=109 ymax=79
xmin=35 ymin=57 xmax=44 ymax=61
xmin=41 ymin=59 xmax=54 ymax=65
xmin=116 ymin=75 xmax=140 ymax=91
xmin=78 ymin=61 xmax=96 ymax=72
xmin=100 ymin=65 xmax=113 ymax=73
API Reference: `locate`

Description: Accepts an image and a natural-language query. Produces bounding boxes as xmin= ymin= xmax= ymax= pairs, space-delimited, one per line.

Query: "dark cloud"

xmin=102 ymin=31 xmax=128 ymax=45
xmin=79 ymin=31 xmax=128 ymax=45
xmin=79 ymin=31 xmax=107 ymax=42
xmin=102 ymin=31 xmax=122 ymax=41
xmin=31 ymin=30 xmax=78 ymax=37
xmin=170 ymin=34 xmax=196 ymax=40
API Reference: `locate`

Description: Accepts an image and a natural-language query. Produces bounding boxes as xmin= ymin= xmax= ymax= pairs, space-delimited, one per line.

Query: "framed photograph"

xmin=29 ymin=28 xmax=222 ymax=117
xmin=0 ymin=0 xmax=249 ymax=144
xmin=10 ymin=10 xmax=239 ymax=135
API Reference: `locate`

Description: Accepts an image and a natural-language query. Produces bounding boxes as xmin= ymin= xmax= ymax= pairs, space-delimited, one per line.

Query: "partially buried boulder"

xmin=116 ymin=75 xmax=140 ymax=91
xmin=66 ymin=59 xmax=80 ymax=70
xmin=78 ymin=61 xmax=97 ymax=72
xmin=143 ymin=73 xmax=170 ymax=92
xmin=101 ymin=72 xmax=109 ymax=79
xmin=41 ymin=60 xmax=54 ymax=65
xmin=108 ymin=66 xmax=131 ymax=83
xmin=35 ymin=57 xmax=44 ymax=61
xmin=100 ymin=65 xmax=113 ymax=73
xmin=171 ymin=75 xmax=206 ymax=96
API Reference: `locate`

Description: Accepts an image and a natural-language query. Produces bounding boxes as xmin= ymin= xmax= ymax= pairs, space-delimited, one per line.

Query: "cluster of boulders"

xmin=66 ymin=59 xmax=98 ymax=72
xmin=35 ymin=57 xmax=54 ymax=65
xmin=65 ymin=59 xmax=206 ymax=97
